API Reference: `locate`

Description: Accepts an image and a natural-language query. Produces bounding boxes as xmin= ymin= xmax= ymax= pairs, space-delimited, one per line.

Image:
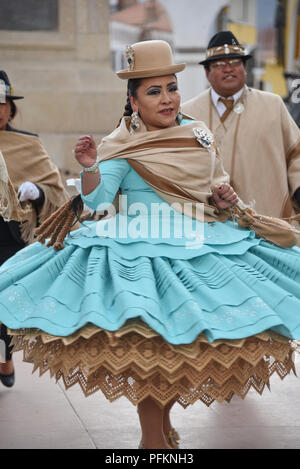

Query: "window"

xmin=0 ymin=0 xmax=58 ymax=31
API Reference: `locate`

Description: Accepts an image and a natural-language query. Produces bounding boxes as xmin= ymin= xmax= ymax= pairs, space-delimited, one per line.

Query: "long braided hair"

xmin=118 ymin=78 xmax=141 ymax=126
xmin=36 ymin=79 xmax=143 ymax=251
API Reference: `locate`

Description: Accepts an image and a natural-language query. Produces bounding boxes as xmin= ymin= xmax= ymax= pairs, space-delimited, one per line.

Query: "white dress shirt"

xmin=211 ymin=87 xmax=244 ymax=117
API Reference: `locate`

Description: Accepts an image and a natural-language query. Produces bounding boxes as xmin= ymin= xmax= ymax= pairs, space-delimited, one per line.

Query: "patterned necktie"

xmin=219 ymin=97 xmax=234 ymax=122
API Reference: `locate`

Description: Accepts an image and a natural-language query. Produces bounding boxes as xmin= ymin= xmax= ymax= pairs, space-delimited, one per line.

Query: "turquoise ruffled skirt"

xmin=0 ymin=218 xmax=299 ymax=344
xmin=0 ymin=159 xmax=299 ymax=406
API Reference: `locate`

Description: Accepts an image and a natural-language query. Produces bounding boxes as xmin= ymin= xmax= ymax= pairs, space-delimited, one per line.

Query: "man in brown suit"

xmin=182 ymin=31 xmax=300 ymax=219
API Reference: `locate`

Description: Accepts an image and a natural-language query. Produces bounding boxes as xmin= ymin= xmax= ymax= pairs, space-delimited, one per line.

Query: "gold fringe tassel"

xmin=35 ymin=195 xmax=83 ymax=250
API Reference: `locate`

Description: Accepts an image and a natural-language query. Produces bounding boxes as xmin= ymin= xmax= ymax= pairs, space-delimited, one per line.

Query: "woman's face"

xmin=130 ymin=75 xmax=181 ymax=131
xmin=0 ymin=101 xmax=11 ymax=131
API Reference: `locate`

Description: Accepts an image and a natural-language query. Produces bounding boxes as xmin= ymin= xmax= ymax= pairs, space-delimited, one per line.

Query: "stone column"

xmin=0 ymin=0 xmax=126 ymax=188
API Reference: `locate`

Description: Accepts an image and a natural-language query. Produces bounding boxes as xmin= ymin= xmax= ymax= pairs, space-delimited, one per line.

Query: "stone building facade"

xmin=0 ymin=0 xmax=125 ymax=186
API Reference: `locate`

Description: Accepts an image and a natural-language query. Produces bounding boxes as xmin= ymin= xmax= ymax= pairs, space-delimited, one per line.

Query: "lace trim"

xmin=10 ymin=322 xmax=296 ymax=408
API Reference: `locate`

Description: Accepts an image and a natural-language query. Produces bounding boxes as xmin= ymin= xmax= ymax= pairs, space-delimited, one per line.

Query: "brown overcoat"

xmin=182 ymin=86 xmax=300 ymax=219
xmin=0 ymin=130 xmax=69 ymax=244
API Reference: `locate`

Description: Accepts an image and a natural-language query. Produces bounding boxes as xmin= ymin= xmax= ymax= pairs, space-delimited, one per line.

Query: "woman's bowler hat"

xmin=117 ymin=40 xmax=186 ymax=79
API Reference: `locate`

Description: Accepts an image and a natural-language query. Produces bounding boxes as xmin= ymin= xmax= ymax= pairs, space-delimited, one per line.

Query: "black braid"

xmin=117 ymin=78 xmax=142 ymax=127
xmin=123 ymin=92 xmax=132 ymax=117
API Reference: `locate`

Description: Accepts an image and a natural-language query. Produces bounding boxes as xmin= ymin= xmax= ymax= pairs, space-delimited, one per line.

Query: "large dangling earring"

xmin=130 ymin=111 xmax=140 ymax=134
xmin=176 ymin=107 xmax=183 ymax=125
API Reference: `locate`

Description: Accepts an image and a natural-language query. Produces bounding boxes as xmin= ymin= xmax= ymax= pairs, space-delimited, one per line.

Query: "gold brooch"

xmin=126 ymin=45 xmax=135 ymax=71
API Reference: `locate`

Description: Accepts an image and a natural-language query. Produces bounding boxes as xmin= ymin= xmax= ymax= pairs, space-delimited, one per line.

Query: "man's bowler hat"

xmin=199 ymin=31 xmax=252 ymax=66
xmin=0 ymin=70 xmax=24 ymax=101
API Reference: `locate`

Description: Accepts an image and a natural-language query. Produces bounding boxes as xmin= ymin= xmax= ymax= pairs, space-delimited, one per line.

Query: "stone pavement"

xmin=1 ymin=351 xmax=300 ymax=449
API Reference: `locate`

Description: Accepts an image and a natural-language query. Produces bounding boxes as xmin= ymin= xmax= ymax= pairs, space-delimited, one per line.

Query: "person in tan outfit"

xmin=0 ymin=70 xmax=68 ymax=387
xmin=182 ymin=31 xmax=300 ymax=219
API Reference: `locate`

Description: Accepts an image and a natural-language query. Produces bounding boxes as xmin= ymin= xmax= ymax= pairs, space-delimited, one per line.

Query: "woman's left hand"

xmin=212 ymin=183 xmax=238 ymax=210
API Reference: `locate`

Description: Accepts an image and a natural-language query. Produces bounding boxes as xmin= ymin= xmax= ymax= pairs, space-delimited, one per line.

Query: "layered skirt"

xmin=1 ymin=219 xmax=300 ymax=407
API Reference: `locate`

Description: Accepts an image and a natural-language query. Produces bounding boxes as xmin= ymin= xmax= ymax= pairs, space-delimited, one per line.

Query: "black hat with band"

xmin=0 ymin=70 xmax=24 ymax=101
xmin=199 ymin=31 xmax=252 ymax=66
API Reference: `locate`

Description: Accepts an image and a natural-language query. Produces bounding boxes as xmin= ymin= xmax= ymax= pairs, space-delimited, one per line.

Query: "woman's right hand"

xmin=74 ymin=135 xmax=97 ymax=168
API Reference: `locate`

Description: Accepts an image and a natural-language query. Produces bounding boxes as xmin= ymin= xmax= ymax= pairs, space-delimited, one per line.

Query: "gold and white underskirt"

xmin=9 ymin=321 xmax=297 ymax=408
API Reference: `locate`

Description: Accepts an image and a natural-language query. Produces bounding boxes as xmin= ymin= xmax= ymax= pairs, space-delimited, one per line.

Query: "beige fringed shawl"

xmin=0 ymin=130 xmax=69 ymax=244
xmin=97 ymin=117 xmax=230 ymax=222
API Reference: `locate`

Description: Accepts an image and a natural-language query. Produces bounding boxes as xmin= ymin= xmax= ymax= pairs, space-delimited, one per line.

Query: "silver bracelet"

xmin=82 ymin=161 xmax=99 ymax=173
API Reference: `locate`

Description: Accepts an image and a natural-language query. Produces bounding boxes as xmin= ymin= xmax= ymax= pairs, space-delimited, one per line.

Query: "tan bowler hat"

xmin=116 ymin=40 xmax=186 ymax=79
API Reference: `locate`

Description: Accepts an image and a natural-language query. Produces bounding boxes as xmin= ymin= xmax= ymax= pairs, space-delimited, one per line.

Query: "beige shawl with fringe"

xmin=97 ymin=117 xmax=230 ymax=222
xmin=0 ymin=130 xmax=69 ymax=244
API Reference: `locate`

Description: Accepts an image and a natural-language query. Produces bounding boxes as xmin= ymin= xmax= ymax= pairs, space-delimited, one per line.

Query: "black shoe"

xmin=0 ymin=371 xmax=15 ymax=388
